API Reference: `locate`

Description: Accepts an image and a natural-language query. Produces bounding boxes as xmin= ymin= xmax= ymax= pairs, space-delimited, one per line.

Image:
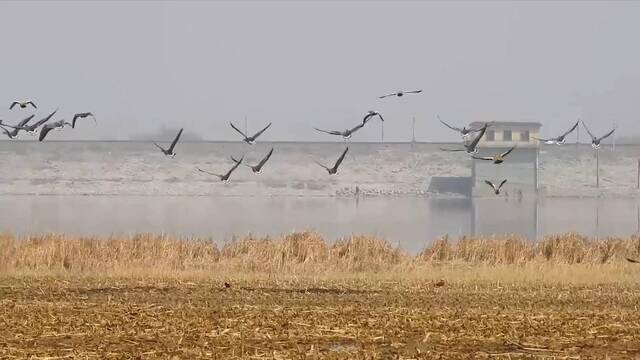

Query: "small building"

xmin=469 ymin=121 xmax=542 ymax=195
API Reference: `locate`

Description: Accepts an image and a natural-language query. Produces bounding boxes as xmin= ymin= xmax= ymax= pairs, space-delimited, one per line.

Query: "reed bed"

xmin=1 ymin=232 xmax=639 ymax=279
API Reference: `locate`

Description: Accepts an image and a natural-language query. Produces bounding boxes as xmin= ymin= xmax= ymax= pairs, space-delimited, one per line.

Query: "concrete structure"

xmin=469 ymin=121 xmax=542 ymax=195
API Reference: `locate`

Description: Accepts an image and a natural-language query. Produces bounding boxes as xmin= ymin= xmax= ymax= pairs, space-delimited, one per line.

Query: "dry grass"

xmin=1 ymin=232 xmax=640 ymax=358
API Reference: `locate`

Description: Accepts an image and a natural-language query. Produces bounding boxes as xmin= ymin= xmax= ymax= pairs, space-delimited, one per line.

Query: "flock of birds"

xmin=0 ymin=92 xmax=618 ymax=196
xmin=0 ymin=100 xmax=95 ymax=141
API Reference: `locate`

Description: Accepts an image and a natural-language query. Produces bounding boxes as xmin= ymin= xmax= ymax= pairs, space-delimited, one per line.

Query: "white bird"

xmin=39 ymin=119 xmax=72 ymax=142
xmin=362 ymin=110 xmax=384 ymax=124
xmin=197 ymin=155 xmax=244 ymax=182
xmin=314 ymin=122 xmax=366 ymax=141
xmin=532 ymin=121 xmax=579 ymax=145
xmin=230 ymin=122 xmax=271 ymax=145
xmin=10 ymin=100 xmax=37 ymax=110
xmin=72 ymin=112 xmax=96 ymax=128
xmin=440 ymin=123 xmax=489 ymax=154
xmin=472 ymin=146 xmax=517 ymax=164
xmin=233 ymin=148 xmax=274 ymax=174
xmin=315 ymin=147 xmax=349 ymax=175
xmin=438 ymin=115 xmax=483 ymax=140
xmin=485 ymin=179 xmax=507 ymax=195
xmin=153 ymin=128 xmax=183 ymax=157
xmin=581 ymin=120 xmax=616 ymax=150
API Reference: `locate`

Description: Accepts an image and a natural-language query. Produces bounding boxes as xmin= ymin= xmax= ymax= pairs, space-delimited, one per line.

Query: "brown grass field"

xmin=1 ymin=232 xmax=640 ymax=359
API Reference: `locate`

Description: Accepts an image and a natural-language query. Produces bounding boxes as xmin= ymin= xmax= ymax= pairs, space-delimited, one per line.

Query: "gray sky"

xmin=0 ymin=1 xmax=638 ymax=142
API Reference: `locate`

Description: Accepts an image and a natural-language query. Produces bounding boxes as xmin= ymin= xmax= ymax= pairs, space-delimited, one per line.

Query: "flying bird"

xmin=153 ymin=128 xmax=183 ymax=157
xmin=0 ymin=115 xmax=34 ymax=138
xmin=233 ymin=148 xmax=274 ymax=174
xmin=10 ymin=100 xmax=37 ymax=110
xmin=440 ymin=123 xmax=489 ymax=154
xmin=532 ymin=121 xmax=579 ymax=145
xmin=378 ymin=90 xmax=422 ymax=99
xmin=485 ymin=179 xmax=507 ymax=195
xmin=22 ymin=109 xmax=58 ymax=134
xmin=438 ymin=115 xmax=482 ymax=140
xmin=581 ymin=120 xmax=616 ymax=150
xmin=197 ymin=155 xmax=245 ymax=182
xmin=472 ymin=146 xmax=517 ymax=164
xmin=39 ymin=119 xmax=72 ymax=142
xmin=362 ymin=110 xmax=384 ymax=124
xmin=315 ymin=147 xmax=349 ymax=175
xmin=314 ymin=122 xmax=366 ymax=141
xmin=230 ymin=122 xmax=271 ymax=145
xmin=72 ymin=112 xmax=96 ymax=128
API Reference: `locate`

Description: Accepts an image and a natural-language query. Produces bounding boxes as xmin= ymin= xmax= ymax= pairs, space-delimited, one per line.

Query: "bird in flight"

xmin=314 ymin=121 xmax=366 ymax=141
xmin=440 ymin=123 xmax=489 ymax=154
xmin=485 ymin=179 xmax=507 ymax=195
xmin=72 ymin=112 xmax=96 ymax=128
xmin=0 ymin=115 xmax=35 ymax=139
xmin=197 ymin=155 xmax=245 ymax=182
xmin=233 ymin=148 xmax=274 ymax=174
xmin=22 ymin=109 xmax=58 ymax=135
xmin=581 ymin=120 xmax=616 ymax=150
xmin=39 ymin=119 xmax=72 ymax=142
xmin=315 ymin=147 xmax=349 ymax=175
xmin=438 ymin=115 xmax=483 ymax=140
xmin=10 ymin=100 xmax=37 ymax=110
xmin=362 ymin=110 xmax=384 ymax=124
xmin=378 ymin=90 xmax=422 ymax=99
xmin=472 ymin=146 xmax=517 ymax=164
xmin=230 ymin=122 xmax=271 ymax=145
xmin=153 ymin=128 xmax=183 ymax=157
xmin=532 ymin=120 xmax=579 ymax=145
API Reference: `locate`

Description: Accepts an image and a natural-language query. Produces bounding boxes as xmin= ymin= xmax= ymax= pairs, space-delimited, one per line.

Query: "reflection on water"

xmin=0 ymin=195 xmax=638 ymax=254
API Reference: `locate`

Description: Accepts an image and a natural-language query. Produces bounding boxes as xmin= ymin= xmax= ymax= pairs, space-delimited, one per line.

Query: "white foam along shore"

xmin=0 ymin=142 xmax=638 ymax=198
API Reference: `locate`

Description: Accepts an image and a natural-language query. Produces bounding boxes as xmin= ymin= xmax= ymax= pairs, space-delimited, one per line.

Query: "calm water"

xmin=1 ymin=195 xmax=638 ymax=254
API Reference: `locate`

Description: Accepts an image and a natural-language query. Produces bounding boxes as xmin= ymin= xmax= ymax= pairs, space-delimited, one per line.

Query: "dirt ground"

xmin=1 ymin=276 xmax=639 ymax=359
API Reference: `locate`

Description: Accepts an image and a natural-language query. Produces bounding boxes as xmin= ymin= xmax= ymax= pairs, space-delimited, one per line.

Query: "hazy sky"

xmin=0 ymin=1 xmax=638 ymax=142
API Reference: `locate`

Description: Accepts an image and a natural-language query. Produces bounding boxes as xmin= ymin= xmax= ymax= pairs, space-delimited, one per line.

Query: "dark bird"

xmin=314 ymin=122 xmax=366 ymax=141
xmin=440 ymin=123 xmax=489 ymax=154
xmin=72 ymin=112 xmax=96 ymax=128
xmin=153 ymin=128 xmax=183 ymax=157
xmin=39 ymin=119 xmax=72 ymax=142
xmin=197 ymin=155 xmax=244 ymax=182
xmin=233 ymin=148 xmax=274 ymax=174
xmin=362 ymin=110 xmax=384 ymax=124
xmin=378 ymin=90 xmax=422 ymax=99
xmin=230 ymin=122 xmax=271 ymax=145
xmin=315 ymin=147 xmax=349 ymax=175
xmin=626 ymin=257 xmax=640 ymax=264
xmin=10 ymin=100 xmax=36 ymax=110
xmin=0 ymin=115 xmax=34 ymax=139
xmin=472 ymin=146 xmax=517 ymax=164
xmin=532 ymin=121 xmax=579 ymax=145
xmin=438 ymin=115 xmax=482 ymax=140
xmin=581 ymin=120 xmax=616 ymax=150
xmin=485 ymin=179 xmax=507 ymax=195
xmin=22 ymin=109 xmax=58 ymax=134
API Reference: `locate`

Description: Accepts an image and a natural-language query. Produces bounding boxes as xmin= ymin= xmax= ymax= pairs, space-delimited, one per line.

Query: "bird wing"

xmin=439 ymin=148 xmax=466 ymax=152
xmin=581 ymin=120 xmax=596 ymax=140
xmin=376 ymin=113 xmax=385 ymax=122
xmin=405 ymin=90 xmax=423 ymax=94
xmin=38 ymin=125 xmax=53 ymax=142
xmin=314 ymin=160 xmax=330 ymax=171
xmin=597 ymin=128 xmax=616 ymax=142
xmin=225 ymin=156 xmax=244 ymax=178
xmin=9 ymin=101 xmax=19 ymax=109
xmin=484 ymin=180 xmax=497 ymax=191
xmin=314 ymin=127 xmax=342 ymax=136
xmin=378 ymin=93 xmax=395 ymax=99
xmin=561 ymin=120 xmax=579 ymax=138
xmin=251 ymin=122 xmax=272 ymax=140
xmin=17 ymin=115 xmax=35 ymax=127
xmin=230 ymin=156 xmax=242 ymax=163
xmin=471 ymin=155 xmax=493 ymax=161
xmin=500 ymin=145 xmax=517 ymax=158
xmin=438 ymin=116 xmax=462 ymax=132
xmin=362 ymin=113 xmax=374 ymax=124
xmin=467 ymin=124 xmax=488 ymax=149
xmin=168 ymin=128 xmax=183 ymax=152
xmin=229 ymin=122 xmax=248 ymax=138
xmin=348 ymin=122 xmax=365 ymax=133
xmin=196 ymin=167 xmax=221 ymax=178
xmin=257 ymin=148 xmax=274 ymax=168
xmin=333 ymin=147 xmax=349 ymax=170
xmin=29 ymin=109 xmax=58 ymax=130
xmin=626 ymin=257 xmax=640 ymax=264
xmin=26 ymin=101 xmax=37 ymax=109
xmin=152 ymin=142 xmax=165 ymax=152
xmin=531 ymin=136 xmax=551 ymax=142
xmin=498 ymin=179 xmax=508 ymax=190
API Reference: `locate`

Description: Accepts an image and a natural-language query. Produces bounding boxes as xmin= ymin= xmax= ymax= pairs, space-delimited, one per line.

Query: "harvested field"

xmin=1 ymin=232 xmax=640 ymax=358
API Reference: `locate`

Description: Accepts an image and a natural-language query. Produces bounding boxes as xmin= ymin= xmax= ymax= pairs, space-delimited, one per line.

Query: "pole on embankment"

xmin=596 ymin=149 xmax=600 ymax=188
xmin=637 ymin=159 xmax=640 ymax=189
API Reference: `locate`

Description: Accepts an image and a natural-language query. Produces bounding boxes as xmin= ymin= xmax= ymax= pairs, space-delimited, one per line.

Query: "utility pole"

xmin=244 ymin=116 xmax=248 ymax=135
xmin=576 ymin=120 xmax=580 ymax=145
xmin=596 ymin=149 xmax=600 ymax=188
xmin=381 ymin=122 xmax=384 ymax=143
xmin=411 ymin=116 xmax=416 ymax=143
xmin=612 ymin=121 xmax=617 ymax=151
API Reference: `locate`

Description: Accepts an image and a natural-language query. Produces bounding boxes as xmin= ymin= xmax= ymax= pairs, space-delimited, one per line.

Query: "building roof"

xmin=469 ymin=121 xmax=542 ymax=128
